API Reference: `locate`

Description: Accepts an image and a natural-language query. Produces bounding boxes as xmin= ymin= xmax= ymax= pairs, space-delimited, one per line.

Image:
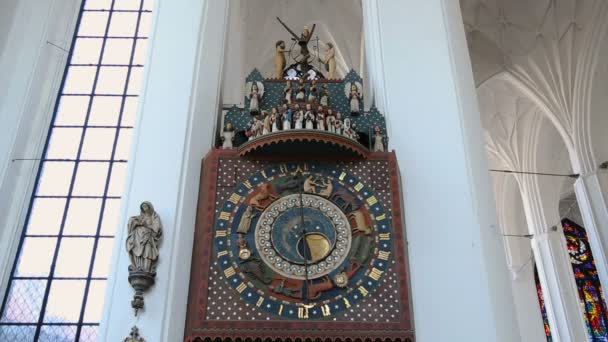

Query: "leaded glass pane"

xmin=39 ymin=324 xmax=77 ymax=342
xmin=15 ymin=238 xmax=57 ymax=277
xmin=54 ymin=238 xmax=95 ymax=277
xmin=1 ymin=280 xmax=47 ymax=323
xmin=1 ymin=1 xmax=152 ymax=338
xmin=43 ymin=280 xmax=86 ymax=323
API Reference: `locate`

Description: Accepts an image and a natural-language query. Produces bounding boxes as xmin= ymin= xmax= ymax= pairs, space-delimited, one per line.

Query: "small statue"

xmin=237 ymin=206 xmax=257 ymax=234
xmin=326 ymin=110 xmax=335 ymax=134
xmin=123 ymin=326 xmax=146 ymax=342
xmin=283 ymin=81 xmax=293 ymax=104
xmin=271 ymin=107 xmax=280 ymax=133
xmin=304 ymin=103 xmax=315 ymax=129
xmin=319 ymin=42 xmax=336 ymax=79
xmin=248 ymin=82 xmax=264 ymax=115
xmin=343 ymin=118 xmax=352 ymax=138
xmin=282 ymin=110 xmax=291 ymax=130
xmin=294 ymin=105 xmax=303 ymax=129
xmin=316 ymin=106 xmax=325 ymax=131
xmin=334 ymin=112 xmax=343 ymax=135
xmin=319 ymin=84 xmax=329 ymax=107
xmin=221 ymin=122 xmax=235 ymax=149
xmin=126 ymin=202 xmax=162 ymax=274
xmin=275 ymin=40 xmax=286 ymax=79
xmin=126 ymin=201 xmax=162 ymax=314
xmin=344 ymin=82 xmax=362 ymax=116
xmin=307 ymin=80 xmax=318 ymax=103
xmin=296 ymin=80 xmax=306 ymax=101
xmin=373 ymin=126 xmax=385 ymax=151
xmin=262 ymin=111 xmax=271 ymax=135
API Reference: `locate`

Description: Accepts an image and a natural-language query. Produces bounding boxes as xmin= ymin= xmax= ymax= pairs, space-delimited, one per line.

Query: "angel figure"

xmin=345 ymin=82 xmax=362 ymax=116
xmin=316 ymin=106 xmax=325 ymax=131
xmin=247 ymin=81 xmax=264 ymax=115
xmin=373 ymin=126 xmax=385 ymax=152
xmin=294 ymin=104 xmax=303 ymax=129
xmin=221 ymin=122 xmax=235 ymax=149
xmin=126 ymin=201 xmax=162 ymax=274
xmin=319 ymin=84 xmax=330 ymax=107
xmin=304 ymin=103 xmax=315 ymax=129
xmin=296 ymin=80 xmax=306 ymax=101
xmin=307 ymin=80 xmax=318 ymax=103
xmin=283 ymin=81 xmax=293 ymax=104
xmin=319 ymin=42 xmax=336 ymax=79
xmin=275 ymin=40 xmax=286 ymax=79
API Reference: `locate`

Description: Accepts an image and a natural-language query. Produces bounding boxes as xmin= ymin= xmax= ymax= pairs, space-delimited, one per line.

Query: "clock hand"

xmin=299 ymin=179 xmax=310 ymax=305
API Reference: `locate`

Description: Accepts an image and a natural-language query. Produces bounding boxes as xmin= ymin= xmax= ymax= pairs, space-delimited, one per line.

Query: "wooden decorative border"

xmin=237 ymin=131 xmax=369 ymax=159
xmin=184 ymin=149 xmax=414 ymax=341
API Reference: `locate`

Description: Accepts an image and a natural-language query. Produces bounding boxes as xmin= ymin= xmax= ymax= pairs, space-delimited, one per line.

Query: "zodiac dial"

xmin=214 ymin=163 xmax=393 ymax=319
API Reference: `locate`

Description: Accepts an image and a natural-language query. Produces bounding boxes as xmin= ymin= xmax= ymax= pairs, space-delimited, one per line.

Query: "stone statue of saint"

xmin=126 ymin=201 xmax=163 ymax=274
xmin=123 ymin=326 xmax=145 ymax=342
xmin=275 ymin=40 xmax=286 ymax=79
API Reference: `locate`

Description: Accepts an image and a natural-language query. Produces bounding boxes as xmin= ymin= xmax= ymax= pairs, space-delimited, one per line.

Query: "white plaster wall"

xmin=366 ymin=0 xmax=519 ymax=340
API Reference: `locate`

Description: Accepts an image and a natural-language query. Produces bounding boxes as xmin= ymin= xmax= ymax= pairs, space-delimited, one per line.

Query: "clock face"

xmin=214 ymin=163 xmax=393 ymax=319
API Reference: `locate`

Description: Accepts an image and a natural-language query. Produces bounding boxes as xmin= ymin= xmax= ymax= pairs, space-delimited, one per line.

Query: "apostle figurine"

xmin=307 ymin=80 xmax=318 ymax=103
xmin=294 ymin=104 xmax=303 ymax=129
xmin=343 ymin=118 xmax=352 ymax=138
xmin=126 ymin=201 xmax=162 ymax=274
xmin=271 ymin=107 xmax=280 ymax=132
xmin=349 ymin=83 xmax=362 ymax=116
xmin=221 ymin=122 xmax=235 ymax=149
xmin=316 ymin=106 xmax=325 ymax=131
xmin=304 ymin=103 xmax=315 ymax=129
xmin=282 ymin=107 xmax=291 ymax=130
xmin=319 ymin=84 xmax=329 ymax=107
xmin=254 ymin=115 xmax=264 ymax=137
xmin=283 ymin=81 xmax=293 ymax=104
xmin=373 ymin=126 xmax=385 ymax=152
xmin=319 ymin=42 xmax=336 ymax=79
xmin=326 ymin=109 xmax=335 ymax=134
xmin=334 ymin=112 xmax=343 ymax=135
xmin=275 ymin=40 xmax=286 ymax=79
xmin=296 ymin=80 xmax=306 ymax=101
xmin=249 ymin=82 xmax=261 ymax=115
xmin=262 ymin=111 xmax=271 ymax=135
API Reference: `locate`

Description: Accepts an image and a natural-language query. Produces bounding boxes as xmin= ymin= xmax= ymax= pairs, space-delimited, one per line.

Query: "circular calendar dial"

xmin=213 ymin=163 xmax=393 ymax=319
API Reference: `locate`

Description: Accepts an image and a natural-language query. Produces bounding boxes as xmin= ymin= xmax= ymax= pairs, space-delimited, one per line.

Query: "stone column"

xmin=363 ymin=0 xmax=519 ymax=340
xmin=531 ymin=230 xmax=588 ymax=341
xmin=575 ymin=170 xmax=608 ymax=303
xmin=518 ymin=175 xmax=588 ymax=341
xmin=98 ymin=1 xmax=229 ymax=341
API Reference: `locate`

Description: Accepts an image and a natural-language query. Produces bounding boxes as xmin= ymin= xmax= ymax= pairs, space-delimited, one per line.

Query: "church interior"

xmin=1 ymin=0 xmax=608 ymax=341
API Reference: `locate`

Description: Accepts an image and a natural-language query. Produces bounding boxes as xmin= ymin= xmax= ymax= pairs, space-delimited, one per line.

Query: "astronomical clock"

xmin=184 ymin=19 xmax=414 ymax=342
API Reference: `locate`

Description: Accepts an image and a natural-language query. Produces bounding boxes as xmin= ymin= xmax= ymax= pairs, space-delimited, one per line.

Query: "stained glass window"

xmin=535 ymin=219 xmax=608 ymax=341
xmin=0 ymin=1 xmax=153 ymax=340
xmin=534 ymin=266 xmax=552 ymax=341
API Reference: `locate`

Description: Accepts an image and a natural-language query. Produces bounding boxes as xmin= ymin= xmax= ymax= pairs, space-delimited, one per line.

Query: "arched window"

xmin=0 ymin=1 xmax=152 ymax=340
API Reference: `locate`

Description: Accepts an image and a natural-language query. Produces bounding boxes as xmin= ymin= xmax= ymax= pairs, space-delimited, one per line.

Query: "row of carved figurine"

xmin=248 ymin=80 xmax=363 ymax=116
xmin=221 ymin=108 xmax=386 ymax=153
